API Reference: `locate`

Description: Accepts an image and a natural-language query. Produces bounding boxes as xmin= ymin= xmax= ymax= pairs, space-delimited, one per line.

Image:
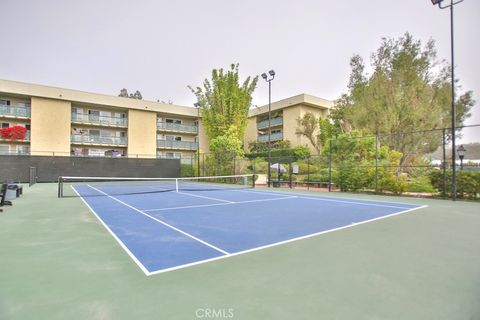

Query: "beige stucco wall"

xmin=198 ymin=119 xmax=209 ymax=154
xmin=30 ymin=97 xmax=71 ymax=156
xmin=244 ymin=117 xmax=258 ymax=149
xmin=127 ymin=109 xmax=157 ymax=158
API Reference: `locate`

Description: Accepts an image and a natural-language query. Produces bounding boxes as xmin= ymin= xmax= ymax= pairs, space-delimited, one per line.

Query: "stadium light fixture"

xmin=430 ymin=0 xmax=465 ymax=200
xmin=262 ymin=70 xmax=276 ymax=187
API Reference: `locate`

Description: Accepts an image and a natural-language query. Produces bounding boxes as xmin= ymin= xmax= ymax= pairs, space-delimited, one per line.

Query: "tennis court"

xmin=62 ymin=175 xmax=425 ymax=275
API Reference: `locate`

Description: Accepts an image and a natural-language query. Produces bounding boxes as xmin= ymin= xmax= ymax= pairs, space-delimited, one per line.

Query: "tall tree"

xmin=189 ymin=63 xmax=258 ymax=156
xmin=296 ymin=112 xmax=341 ymax=155
xmin=334 ymin=32 xmax=474 ymax=166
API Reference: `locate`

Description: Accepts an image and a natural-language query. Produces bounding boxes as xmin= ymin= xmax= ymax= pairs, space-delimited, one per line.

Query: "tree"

xmin=295 ymin=112 xmax=341 ymax=155
xmin=333 ymin=33 xmax=475 ymax=166
xmin=296 ymin=112 xmax=321 ymax=154
xmin=189 ymin=63 xmax=258 ymax=157
xmin=118 ymin=88 xmax=143 ymax=100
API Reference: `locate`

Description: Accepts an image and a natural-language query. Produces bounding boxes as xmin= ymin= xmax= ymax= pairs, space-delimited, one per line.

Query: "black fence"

xmin=179 ymin=125 xmax=480 ymax=200
xmin=0 ymin=155 xmax=180 ymax=183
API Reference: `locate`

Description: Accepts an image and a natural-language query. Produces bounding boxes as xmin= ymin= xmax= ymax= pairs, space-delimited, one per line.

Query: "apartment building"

xmin=245 ymin=94 xmax=333 ymax=152
xmin=0 ymin=79 xmax=206 ymax=162
xmin=0 ymin=79 xmax=333 ymax=159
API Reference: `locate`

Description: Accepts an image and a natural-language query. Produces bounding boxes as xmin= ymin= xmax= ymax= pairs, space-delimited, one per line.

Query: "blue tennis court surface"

xmin=74 ymin=184 xmax=425 ymax=276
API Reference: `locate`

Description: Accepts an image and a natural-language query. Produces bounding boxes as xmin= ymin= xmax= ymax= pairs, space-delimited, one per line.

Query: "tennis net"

xmin=58 ymin=174 xmax=255 ymax=198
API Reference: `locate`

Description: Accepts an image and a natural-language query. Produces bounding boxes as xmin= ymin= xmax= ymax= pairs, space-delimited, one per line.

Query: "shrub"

xmin=429 ymin=170 xmax=480 ymax=199
xmin=405 ymin=176 xmax=436 ymax=193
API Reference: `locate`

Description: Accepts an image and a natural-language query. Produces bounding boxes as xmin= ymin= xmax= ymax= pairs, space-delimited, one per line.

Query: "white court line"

xmin=176 ymin=191 xmax=234 ymax=203
xmin=87 ymin=185 xmax=230 ymax=255
xmin=71 ymin=186 xmax=151 ymax=276
xmin=144 ymin=196 xmax=298 ymax=212
xmin=147 ymin=204 xmax=428 ymax=276
xmin=237 ymin=189 xmax=418 ymax=209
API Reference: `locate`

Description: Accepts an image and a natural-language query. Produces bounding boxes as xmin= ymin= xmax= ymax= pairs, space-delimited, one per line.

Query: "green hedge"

xmin=429 ymin=170 xmax=480 ymax=199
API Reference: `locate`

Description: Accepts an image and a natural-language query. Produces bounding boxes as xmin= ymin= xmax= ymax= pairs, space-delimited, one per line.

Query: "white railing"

xmin=257 ymin=132 xmax=283 ymax=142
xmin=71 ymin=134 xmax=127 ymax=145
xmin=157 ymin=140 xmax=198 ymax=150
xmin=257 ymin=117 xmax=283 ymax=130
xmin=157 ymin=122 xmax=198 ymax=133
xmin=71 ymin=113 xmax=128 ymax=126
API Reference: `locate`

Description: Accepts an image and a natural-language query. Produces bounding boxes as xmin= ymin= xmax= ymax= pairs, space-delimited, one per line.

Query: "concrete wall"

xmin=30 ymin=97 xmax=71 ymax=156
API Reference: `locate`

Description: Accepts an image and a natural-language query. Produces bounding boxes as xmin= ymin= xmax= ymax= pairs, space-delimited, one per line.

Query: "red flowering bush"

xmin=0 ymin=125 xmax=27 ymax=140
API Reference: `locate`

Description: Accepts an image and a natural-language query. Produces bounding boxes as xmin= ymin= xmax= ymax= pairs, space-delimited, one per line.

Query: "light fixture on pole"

xmin=261 ymin=70 xmax=275 ymax=187
xmin=457 ymin=144 xmax=466 ymax=170
xmin=430 ymin=0 xmax=465 ymax=200
xmin=194 ymin=102 xmax=201 ymax=177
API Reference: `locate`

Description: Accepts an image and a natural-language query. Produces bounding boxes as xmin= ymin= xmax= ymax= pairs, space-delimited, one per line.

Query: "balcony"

xmin=157 ymin=122 xmax=198 ymax=134
xmin=257 ymin=132 xmax=283 ymax=142
xmin=0 ymin=104 xmax=31 ymax=118
xmin=71 ymin=113 xmax=128 ymax=127
xmin=257 ymin=117 xmax=283 ymax=130
xmin=157 ymin=140 xmax=198 ymax=150
xmin=71 ymin=134 xmax=127 ymax=146
xmin=0 ymin=130 xmax=30 ymax=142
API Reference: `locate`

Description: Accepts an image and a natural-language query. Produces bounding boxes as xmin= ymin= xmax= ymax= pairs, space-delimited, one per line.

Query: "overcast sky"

xmin=1 ymin=0 xmax=479 ymax=142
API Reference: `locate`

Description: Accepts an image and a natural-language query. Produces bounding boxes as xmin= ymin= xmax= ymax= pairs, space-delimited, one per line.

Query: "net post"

xmin=375 ymin=131 xmax=379 ymax=194
xmin=57 ymin=176 xmax=62 ymax=198
xmin=252 ymin=159 xmax=256 ymax=188
xmin=328 ymin=140 xmax=332 ymax=192
xmin=175 ymin=178 xmax=179 ymax=192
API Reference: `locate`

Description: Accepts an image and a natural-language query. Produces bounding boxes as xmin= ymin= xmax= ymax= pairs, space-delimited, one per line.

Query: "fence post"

xmin=233 ymin=155 xmax=236 ymax=176
xmin=307 ymin=156 xmax=310 ymax=191
xmin=328 ymin=139 xmax=332 ymax=192
xmin=288 ymin=161 xmax=292 ymax=189
xmin=252 ymin=158 xmax=256 ymax=188
xmin=202 ymin=153 xmax=205 ymax=177
xmin=375 ymin=131 xmax=379 ymax=194
xmin=442 ymin=128 xmax=447 ymax=198
xmin=197 ymin=152 xmax=200 ymax=177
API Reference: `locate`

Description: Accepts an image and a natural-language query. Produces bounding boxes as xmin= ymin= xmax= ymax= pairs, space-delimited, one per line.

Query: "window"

xmin=165 ymin=152 xmax=182 ymax=159
xmin=165 ymin=135 xmax=182 ymax=141
xmin=166 ymin=119 xmax=182 ymax=124
xmin=16 ymin=145 xmax=30 ymax=155
xmin=88 ymin=110 xmax=100 ymax=121
xmin=16 ymin=102 xmax=30 ymax=108
xmin=1 ymin=122 xmax=9 ymax=128
xmin=0 ymin=99 xmax=10 ymax=106
xmin=271 ymin=129 xmax=282 ymax=134
xmin=0 ymin=144 xmax=9 ymax=154
xmin=89 ymin=129 xmax=100 ymax=136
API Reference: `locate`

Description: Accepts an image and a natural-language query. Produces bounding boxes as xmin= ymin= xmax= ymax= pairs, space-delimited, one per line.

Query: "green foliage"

xmin=248 ymin=140 xmax=291 ymax=153
xmin=405 ymin=176 xmax=436 ymax=193
xmin=296 ymin=112 xmax=321 ymax=154
xmin=118 ymin=88 xmax=143 ymax=100
xmin=246 ymin=146 xmax=310 ymax=161
xmin=333 ymin=33 xmax=475 ymax=166
xmin=429 ymin=170 xmax=480 ymax=199
xmin=180 ymin=163 xmax=196 ymax=177
xmin=190 ymin=63 xmax=258 ymax=151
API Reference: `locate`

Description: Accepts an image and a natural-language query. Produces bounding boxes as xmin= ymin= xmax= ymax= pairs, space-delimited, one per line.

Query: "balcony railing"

xmin=71 ymin=134 xmax=127 ymax=145
xmin=0 ymin=104 xmax=31 ymax=118
xmin=71 ymin=113 xmax=128 ymax=127
xmin=257 ymin=117 xmax=283 ymax=130
xmin=257 ymin=132 xmax=283 ymax=142
xmin=0 ymin=130 xmax=30 ymax=141
xmin=157 ymin=122 xmax=198 ymax=133
xmin=157 ymin=140 xmax=198 ymax=150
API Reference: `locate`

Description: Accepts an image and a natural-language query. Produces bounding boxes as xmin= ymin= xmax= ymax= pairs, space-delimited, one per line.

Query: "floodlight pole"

xmin=194 ymin=103 xmax=201 ymax=177
xmin=431 ymin=0 xmax=464 ymax=201
xmin=262 ymin=70 xmax=275 ymax=187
